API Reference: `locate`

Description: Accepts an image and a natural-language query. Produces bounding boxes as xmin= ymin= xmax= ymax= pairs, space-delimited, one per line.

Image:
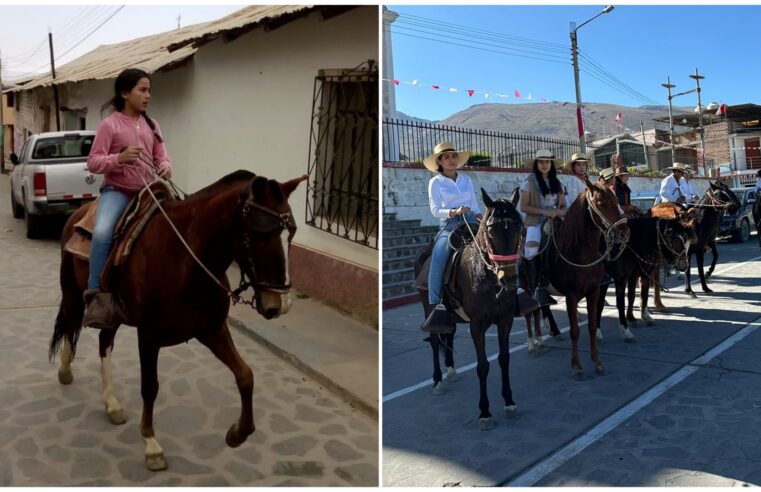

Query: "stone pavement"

xmin=383 ymin=236 xmax=761 ymax=487
xmin=0 ymin=176 xmax=378 ymax=486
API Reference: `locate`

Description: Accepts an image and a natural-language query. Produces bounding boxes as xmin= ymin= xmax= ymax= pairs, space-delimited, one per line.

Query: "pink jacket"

xmin=87 ymin=112 xmax=172 ymax=195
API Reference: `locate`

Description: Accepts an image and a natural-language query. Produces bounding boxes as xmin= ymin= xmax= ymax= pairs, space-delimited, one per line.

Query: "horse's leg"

xmin=586 ymin=288 xmax=606 ymax=375
xmin=443 ymin=333 xmax=458 ymax=381
xmin=526 ymin=311 xmax=540 ymax=355
xmin=534 ymin=309 xmax=545 ymax=351
xmin=430 ymin=335 xmax=445 ymax=395
xmin=470 ymin=320 xmax=493 ymax=429
xmin=616 ymin=279 xmax=635 ymax=342
xmin=652 ymin=265 xmax=667 ymax=311
xmin=99 ymin=329 xmax=126 ymax=425
xmin=542 ymin=305 xmax=561 ymax=338
xmin=696 ymin=248 xmax=713 ymax=293
xmin=705 ymin=240 xmax=719 ymax=282
xmin=596 ymin=284 xmax=607 ymax=342
xmin=53 ymin=283 xmax=84 ymax=385
xmin=137 ymin=335 xmax=166 ymax=472
xmin=197 ymin=325 xmax=255 ymax=448
xmin=684 ymin=249 xmax=696 ymax=298
xmin=497 ymin=316 xmax=517 ymax=418
xmin=639 ymin=273 xmax=655 ymax=325
xmin=567 ymin=295 xmax=583 ymax=379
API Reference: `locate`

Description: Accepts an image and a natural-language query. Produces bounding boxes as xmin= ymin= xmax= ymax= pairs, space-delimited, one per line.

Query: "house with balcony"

xmin=653 ymin=103 xmax=761 ymax=186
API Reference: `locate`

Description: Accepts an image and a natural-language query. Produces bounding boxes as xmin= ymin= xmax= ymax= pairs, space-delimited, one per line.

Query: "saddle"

xmin=64 ymin=181 xmax=178 ymax=288
xmin=414 ymin=222 xmax=474 ymax=323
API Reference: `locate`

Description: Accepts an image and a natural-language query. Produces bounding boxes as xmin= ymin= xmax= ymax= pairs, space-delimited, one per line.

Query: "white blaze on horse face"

xmin=280 ymin=229 xmax=291 ymax=314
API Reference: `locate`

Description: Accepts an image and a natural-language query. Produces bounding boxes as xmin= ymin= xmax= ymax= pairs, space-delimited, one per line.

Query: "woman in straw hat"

xmin=519 ymin=149 xmax=566 ymax=306
xmin=613 ymin=166 xmax=635 ymax=215
xmin=564 ymin=152 xmax=590 ymax=208
xmin=421 ymin=141 xmax=482 ymax=333
xmin=680 ymin=166 xmax=699 ymax=204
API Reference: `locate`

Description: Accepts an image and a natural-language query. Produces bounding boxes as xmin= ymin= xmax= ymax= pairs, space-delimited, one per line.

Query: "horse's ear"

xmin=509 ymin=186 xmax=520 ymax=206
xmin=481 ymin=188 xmax=494 ymax=208
xmin=709 ymin=180 xmax=719 ymax=190
xmin=281 ymin=174 xmax=309 ymax=198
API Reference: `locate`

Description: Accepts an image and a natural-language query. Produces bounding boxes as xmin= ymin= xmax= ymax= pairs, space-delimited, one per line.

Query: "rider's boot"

xmin=421 ymin=303 xmax=455 ymax=334
xmin=525 ymin=257 xmax=557 ymax=307
xmin=82 ymin=289 xmax=120 ymax=330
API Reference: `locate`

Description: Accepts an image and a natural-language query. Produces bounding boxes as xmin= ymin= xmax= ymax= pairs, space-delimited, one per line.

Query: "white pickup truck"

xmin=10 ymin=131 xmax=103 ymax=238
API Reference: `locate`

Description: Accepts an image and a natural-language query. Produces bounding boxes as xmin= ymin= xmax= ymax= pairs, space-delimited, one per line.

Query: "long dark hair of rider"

xmin=100 ymin=68 xmax=164 ymax=142
xmin=532 ymin=160 xmax=563 ymax=196
xmin=615 ymin=176 xmax=631 ymax=195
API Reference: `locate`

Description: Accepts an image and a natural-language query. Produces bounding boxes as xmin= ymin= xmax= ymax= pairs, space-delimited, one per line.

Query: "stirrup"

xmin=421 ymin=303 xmax=455 ymax=334
xmin=517 ymin=290 xmax=540 ymax=316
xmin=83 ymin=291 xmax=121 ymax=330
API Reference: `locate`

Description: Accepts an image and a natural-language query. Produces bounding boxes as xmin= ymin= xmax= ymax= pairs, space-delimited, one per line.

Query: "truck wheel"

xmin=24 ymin=209 xmax=45 ymax=239
xmin=731 ymin=219 xmax=750 ymax=243
xmin=10 ymin=193 xmax=24 ymax=219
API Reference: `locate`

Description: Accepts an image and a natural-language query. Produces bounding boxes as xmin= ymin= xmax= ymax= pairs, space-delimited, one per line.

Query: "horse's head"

xmin=659 ymin=218 xmax=696 ymax=272
xmin=709 ymin=180 xmax=741 ymax=214
xmin=237 ymin=174 xmax=308 ymax=319
xmin=584 ymin=178 xmax=630 ymax=245
xmin=479 ymin=188 xmax=523 ymax=288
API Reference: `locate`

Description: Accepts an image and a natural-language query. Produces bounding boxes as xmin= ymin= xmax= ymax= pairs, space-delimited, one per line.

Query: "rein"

xmin=132 ymin=154 xmax=290 ymax=307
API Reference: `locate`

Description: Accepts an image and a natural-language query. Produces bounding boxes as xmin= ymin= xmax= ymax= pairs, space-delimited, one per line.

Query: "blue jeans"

xmin=88 ymin=187 xmax=131 ymax=290
xmin=428 ymin=214 xmax=478 ymax=304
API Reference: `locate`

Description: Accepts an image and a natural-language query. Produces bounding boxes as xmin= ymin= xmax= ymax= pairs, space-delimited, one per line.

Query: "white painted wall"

xmin=383 ymin=166 xmax=711 ymax=226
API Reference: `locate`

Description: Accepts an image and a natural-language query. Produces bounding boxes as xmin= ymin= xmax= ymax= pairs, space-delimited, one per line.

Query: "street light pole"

xmin=570 ymin=5 xmax=614 ymax=154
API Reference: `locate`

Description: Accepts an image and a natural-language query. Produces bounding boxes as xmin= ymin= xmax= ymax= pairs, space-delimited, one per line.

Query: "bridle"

xmin=463 ymin=211 xmax=521 ymax=285
xmin=235 ymin=197 xmax=297 ymax=303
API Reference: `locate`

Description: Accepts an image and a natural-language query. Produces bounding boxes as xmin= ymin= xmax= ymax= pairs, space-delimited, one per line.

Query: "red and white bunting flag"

xmin=467 ymin=89 xmax=475 ymax=97
xmin=514 ymin=89 xmax=521 ymax=98
xmin=615 ymin=112 xmax=622 ymax=122
xmin=432 ymin=85 xmax=440 ymax=90
xmin=393 ymin=79 xmax=399 ymax=85
xmin=716 ymin=103 xmax=727 ymax=116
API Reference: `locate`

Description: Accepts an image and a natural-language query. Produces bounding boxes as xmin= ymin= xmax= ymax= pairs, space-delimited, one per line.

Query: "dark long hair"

xmin=532 ymin=161 xmax=563 ymax=196
xmin=615 ymin=176 xmax=631 ymax=195
xmin=100 ymin=68 xmax=163 ymax=142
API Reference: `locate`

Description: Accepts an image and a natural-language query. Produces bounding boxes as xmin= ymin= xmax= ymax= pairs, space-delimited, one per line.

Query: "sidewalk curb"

xmin=228 ymin=315 xmax=379 ymax=421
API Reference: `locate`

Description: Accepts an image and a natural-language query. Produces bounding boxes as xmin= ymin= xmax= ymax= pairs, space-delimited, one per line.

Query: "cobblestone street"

xmin=0 ymin=176 xmax=378 ymax=486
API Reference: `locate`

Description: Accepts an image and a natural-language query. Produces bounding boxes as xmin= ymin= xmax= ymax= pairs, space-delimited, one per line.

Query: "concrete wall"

xmin=383 ymin=164 xmax=711 ymax=226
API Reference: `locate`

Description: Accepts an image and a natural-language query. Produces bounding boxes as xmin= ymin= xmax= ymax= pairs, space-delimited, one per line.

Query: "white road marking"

xmin=508 ymin=314 xmax=761 ymax=487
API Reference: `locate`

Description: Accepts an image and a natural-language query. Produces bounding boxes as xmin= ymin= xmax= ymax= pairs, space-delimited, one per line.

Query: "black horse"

xmin=684 ymin=181 xmax=741 ymax=297
xmin=597 ymin=215 xmax=697 ymax=342
xmin=415 ymin=189 xmax=523 ymax=429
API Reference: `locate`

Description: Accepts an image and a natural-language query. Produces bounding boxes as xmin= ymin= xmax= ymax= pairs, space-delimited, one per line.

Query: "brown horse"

xmin=541 ymin=180 xmax=629 ymax=378
xmin=49 ymin=170 xmax=306 ymax=471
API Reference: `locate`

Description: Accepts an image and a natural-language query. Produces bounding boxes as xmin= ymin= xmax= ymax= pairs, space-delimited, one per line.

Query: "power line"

xmin=578 ymin=51 xmax=658 ymax=105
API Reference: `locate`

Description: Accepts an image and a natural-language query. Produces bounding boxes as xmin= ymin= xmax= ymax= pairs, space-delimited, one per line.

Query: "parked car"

xmin=630 ymin=193 xmax=658 ymax=213
xmin=10 ymin=131 xmax=103 ymax=238
xmin=719 ymin=188 xmax=757 ymax=243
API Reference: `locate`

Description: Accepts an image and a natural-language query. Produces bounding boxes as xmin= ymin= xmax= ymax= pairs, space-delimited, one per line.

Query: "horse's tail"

xmin=49 ymin=215 xmax=86 ymax=362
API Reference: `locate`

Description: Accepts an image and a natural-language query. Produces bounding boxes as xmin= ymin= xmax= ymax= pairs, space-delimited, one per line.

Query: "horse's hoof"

xmin=107 ymin=409 xmax=127 ymax=425
xmin=646 ymin=319 xmax=655 ymax=327
xmin=225 ymin=424 xmax=251 ymax=448
xmin=504 ymin=405 xmax=518 ymax=419
xmin=703 ymin=288 xmax=713 ymax=294
xmin=445 ymin=367 xmax=460 ymax=382
xmin=596 ymin=330 xmax=603 ymax=342
xmin=572 ymin=368 xmax=585 ymax=380
xmin=431 ymin=382 xmax=446 ymax=396
xmin=57 ymin=370 xmax=73 ymax=385
xmin=145 ymin=453 xmax=167 ymax=472
xmin=478 ymin=417 xmax=494 ymax=430
xmin=685 ymin=290 xmax=697 ymax=298
xmin=624 ymin=336 xmax=636 ymax=344
xmin=596 ymin=365 xmax=607 ymax=376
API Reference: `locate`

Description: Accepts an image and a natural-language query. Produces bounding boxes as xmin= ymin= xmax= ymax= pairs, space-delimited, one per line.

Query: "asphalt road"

xmin=0 ymin=176 xmax=378 ymax=486
xmin=383 ymin=232 xmax=761 ymax=487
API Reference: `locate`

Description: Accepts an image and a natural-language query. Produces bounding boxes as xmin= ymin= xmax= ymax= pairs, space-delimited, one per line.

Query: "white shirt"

xmin=428 ymin=172 xmax=482 ymax=220
xmin=680 ymin=177 xmax=699 ymax=203
xmin=565 ymin=175 xmax=587 ymax=208
xmin=659 ymin=174 xmax=684 ymax=203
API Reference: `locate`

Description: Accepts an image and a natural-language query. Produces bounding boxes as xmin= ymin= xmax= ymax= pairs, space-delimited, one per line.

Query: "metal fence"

xmin=383 ymin=118 xmax=589 ymax=168
xmin=306 ymin=60 xmax=378 ymax=249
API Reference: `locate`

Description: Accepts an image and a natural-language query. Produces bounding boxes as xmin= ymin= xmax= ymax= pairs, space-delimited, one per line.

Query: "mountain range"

xmin=394 ymin=102 xmax=695 ymax=142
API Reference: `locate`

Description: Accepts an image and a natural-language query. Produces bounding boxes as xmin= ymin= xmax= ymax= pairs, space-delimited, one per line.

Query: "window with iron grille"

xmin=306 ymin=60 xmax=378 ymax=249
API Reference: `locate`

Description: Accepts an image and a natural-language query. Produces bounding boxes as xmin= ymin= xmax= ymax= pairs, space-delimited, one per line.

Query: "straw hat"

xmin=564 ymin=152 xmax=590 ymax=172
xmin=664 ymin=162 xmax=691 ymax=172
xmin=614 ymin=166 xmax=630 ymax=177
xmin=523 ymin=149 xmax=564 ymax=169
xmin=423 ymin=141 xmax=471 ymax=172
xmin=599 ymin=167 xmax=616 ymax=181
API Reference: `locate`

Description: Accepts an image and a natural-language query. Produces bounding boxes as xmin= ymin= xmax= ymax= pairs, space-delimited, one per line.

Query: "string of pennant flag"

xmin=383 ymin=77 xmax=558 ymax=103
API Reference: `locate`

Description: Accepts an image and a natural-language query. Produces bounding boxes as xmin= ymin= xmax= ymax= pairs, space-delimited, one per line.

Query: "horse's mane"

xmin=184 ymin=170 xmax=285 ymax=203
xmin=555 ymin=187 xmax=590 ymax=252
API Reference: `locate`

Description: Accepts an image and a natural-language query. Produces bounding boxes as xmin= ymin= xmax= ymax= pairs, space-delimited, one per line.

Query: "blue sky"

xmin=387 ymin=5 xmax=761 ymax=121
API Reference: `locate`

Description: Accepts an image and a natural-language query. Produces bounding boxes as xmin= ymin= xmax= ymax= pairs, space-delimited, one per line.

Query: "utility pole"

xmin=689 ymin=68 xmax=707 ymax=177
xmin=177 ymin=14 xmax=181 ymax=29
xmin=0 ymin=49 xmax=5 ymax=173
xmin=48 ymin=29 xmax=61 ymax=131
xmin=640 ymin=120 xmax=650 ymax=169
xmin=662 ymin=77 xmax=676 ymax=166
xmin=569 ymin=5 xmax=615 ymax=154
